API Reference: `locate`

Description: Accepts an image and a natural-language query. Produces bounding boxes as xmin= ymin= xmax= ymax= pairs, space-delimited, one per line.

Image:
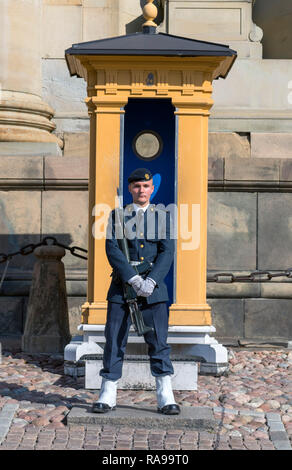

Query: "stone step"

xmin=66 ymin=404 xmax=216 ymax=431
xmin=85 ymin=359 xmax=198 ymax=391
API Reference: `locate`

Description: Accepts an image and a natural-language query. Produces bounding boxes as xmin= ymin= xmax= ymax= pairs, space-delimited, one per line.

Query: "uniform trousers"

xmin=100 ymin=300 xmax=174 ymax=381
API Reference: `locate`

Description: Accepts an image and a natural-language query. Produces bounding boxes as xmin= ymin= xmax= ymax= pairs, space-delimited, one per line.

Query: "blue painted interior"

xmin=123 ymin=98 xmax=175 ymax=305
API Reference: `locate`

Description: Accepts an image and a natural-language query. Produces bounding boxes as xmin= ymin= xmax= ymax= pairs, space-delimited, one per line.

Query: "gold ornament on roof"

xmin=142 ymin=0 xmax=158 ymax=28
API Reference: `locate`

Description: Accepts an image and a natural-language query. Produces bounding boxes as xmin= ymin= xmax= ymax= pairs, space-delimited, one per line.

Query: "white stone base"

xmin=85 ymin=359 xmax=198 ymax=391
xmin=64 ymin=335 xmax=104 ymax=362
xmin=64 ymin=324 xmax=229 ymax=388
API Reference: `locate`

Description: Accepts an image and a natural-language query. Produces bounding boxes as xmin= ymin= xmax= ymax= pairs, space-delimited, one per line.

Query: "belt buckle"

xmin=130 ymin=260 xmax=141 ymax=266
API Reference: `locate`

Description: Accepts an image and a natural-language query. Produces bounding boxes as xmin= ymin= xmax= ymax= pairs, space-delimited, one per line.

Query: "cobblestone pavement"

xmin=0 ymin=348 xmax=291 ymax=450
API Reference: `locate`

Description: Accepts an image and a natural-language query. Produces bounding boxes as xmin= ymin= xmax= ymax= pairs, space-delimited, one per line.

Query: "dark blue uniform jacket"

xmin=106 ymin=204 xmax=174 ymax=304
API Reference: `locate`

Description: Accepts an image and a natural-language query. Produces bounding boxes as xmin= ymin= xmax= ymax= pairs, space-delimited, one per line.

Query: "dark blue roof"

xmin=65 ymin=31 xmax=237 ymax=80
xmin=66 ymin=31 xmax=236 ymax=58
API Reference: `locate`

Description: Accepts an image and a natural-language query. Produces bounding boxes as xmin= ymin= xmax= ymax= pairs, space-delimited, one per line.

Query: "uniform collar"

xmin=125 ymin=203 xmax=155 ymax=214
xmin=133 ymin=203 xmax=149 ymax=213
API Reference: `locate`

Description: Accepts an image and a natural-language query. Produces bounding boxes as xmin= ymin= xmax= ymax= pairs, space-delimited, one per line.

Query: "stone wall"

xmin=208 ymin=153 xmax=292 ymax=345
xmin=1 ymin=137 xmax=292 ymax=348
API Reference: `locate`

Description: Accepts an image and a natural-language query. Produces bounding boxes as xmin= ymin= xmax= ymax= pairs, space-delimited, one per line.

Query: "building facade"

xmin=1 ymin=0 xmax=292 ymax=348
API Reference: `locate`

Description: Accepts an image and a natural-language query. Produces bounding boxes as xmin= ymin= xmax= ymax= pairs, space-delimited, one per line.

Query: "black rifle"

xmin=115 ymin=205 xmax=154 ymax=337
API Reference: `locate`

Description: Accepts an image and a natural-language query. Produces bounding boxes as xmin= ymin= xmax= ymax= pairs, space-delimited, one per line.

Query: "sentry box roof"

xmin=65 ymin=30 xmax=237 ymax=80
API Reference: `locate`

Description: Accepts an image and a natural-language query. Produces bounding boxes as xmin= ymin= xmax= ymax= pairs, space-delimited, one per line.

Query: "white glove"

xmin=127 ymin=274 xmax=144 ymax=293
xmin=136 ymin=277 xmax=156 ymax=297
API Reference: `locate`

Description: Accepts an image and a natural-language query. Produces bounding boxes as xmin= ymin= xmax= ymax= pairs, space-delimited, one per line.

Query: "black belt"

xmin=130 ymin=261 xmax=153 ymax=267
xmin=111 ymin=260 xmax=153 ymax=285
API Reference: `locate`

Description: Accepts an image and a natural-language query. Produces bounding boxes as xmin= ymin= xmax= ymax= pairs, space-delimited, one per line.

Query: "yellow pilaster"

xmin=169 ymin=102 xmax=212 ymax=326
xmin=81 ymin=99 xmax=126 ymax=324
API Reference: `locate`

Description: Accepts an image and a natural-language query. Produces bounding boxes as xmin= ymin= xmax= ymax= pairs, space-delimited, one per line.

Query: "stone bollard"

xmin=22 ymin=245 xmax=71 ymax=353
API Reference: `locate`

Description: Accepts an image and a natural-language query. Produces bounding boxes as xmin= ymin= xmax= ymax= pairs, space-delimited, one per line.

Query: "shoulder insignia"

xmin=125 ymin=204 xmax=134 ymax=212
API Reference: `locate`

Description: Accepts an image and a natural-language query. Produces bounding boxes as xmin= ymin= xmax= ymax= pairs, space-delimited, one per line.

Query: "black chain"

xmin=0 ymin=237 xmax=88 ymax=264
xmin=207 ymin=269 xmax=292 ymax=283
xmin=1 ymin=238 xmax=292 ymax=283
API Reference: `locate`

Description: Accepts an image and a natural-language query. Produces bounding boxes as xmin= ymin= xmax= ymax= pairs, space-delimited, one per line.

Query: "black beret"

xmin=128 ymin=168 xmax=153 ymax=183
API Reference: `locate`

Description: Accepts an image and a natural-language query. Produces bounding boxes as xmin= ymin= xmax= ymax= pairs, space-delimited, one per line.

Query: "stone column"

xmin=22 ymin=245 xmax=71 ymax=353
xmin=0 ymin=0 xmax=62 ymax=154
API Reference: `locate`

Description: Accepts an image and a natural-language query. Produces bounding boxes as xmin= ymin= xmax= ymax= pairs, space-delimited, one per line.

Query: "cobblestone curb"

xmin=213 ymin=406 xmax=266 ymax=418
xmin=0 ymin=403 xmax=19 ymax=444
xmin=266 ymin=413 xmax=292 ymax=450
xmin=213 ymin=407 xmax=292 ymax=451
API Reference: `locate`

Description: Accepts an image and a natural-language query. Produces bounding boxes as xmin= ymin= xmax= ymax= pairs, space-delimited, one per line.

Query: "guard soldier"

xmin=92 ymin=168 xmax=180 ymax=415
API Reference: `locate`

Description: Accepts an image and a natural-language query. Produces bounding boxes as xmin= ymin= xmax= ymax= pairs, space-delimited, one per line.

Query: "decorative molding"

xmin=0 ymin=91 xmax=62 ymax=147
xmin=182 ymin=70 xmax=195 ymax=96
xmin=131 ymin=70 xmax=144 ymax=95
xmin=105 ymin=70 xmax=118 ymax=95
xmin=157 ymin=70 xmax=169 ymax=95
xmin=249 ymin=22 xmax=263 ymax=43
